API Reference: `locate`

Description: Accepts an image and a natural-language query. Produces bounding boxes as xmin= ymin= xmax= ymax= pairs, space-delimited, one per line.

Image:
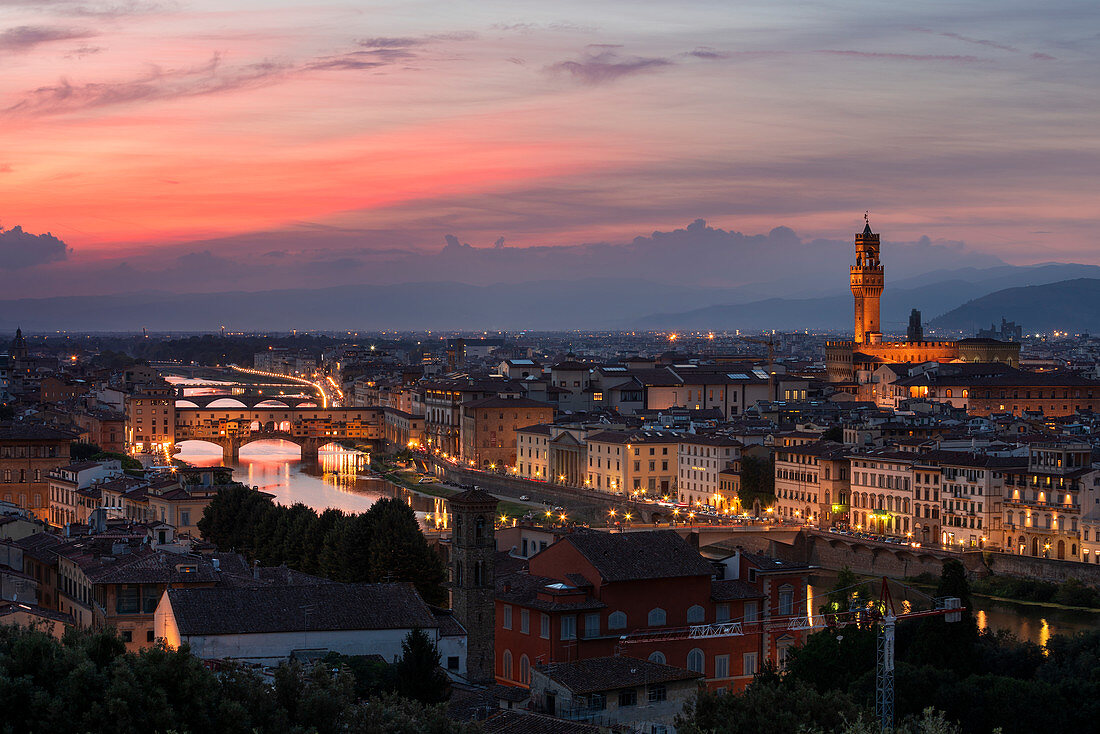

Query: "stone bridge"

xmin=174 ymin=394 xmax=321 ymax=409
xmin=171 ymin=406 xmax=385 ymax=461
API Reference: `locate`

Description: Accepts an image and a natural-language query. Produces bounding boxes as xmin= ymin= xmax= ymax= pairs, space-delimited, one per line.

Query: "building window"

xmin=608 ymin=611 xmax=627 ymax=630
xmin=686 ymin=604 xmax=705 ymax=624
xmin=648 ymin=608 xmax=666 ymax=626
xmin=715 ymin=654 xmax=730 ymax=679
xmin=561 ymin=615 xmax=577 ymax=640
xmin=687 ymin=648 xmax=705 ymax=674
xmin=448 ymin=656 xmax=459 ymax=670
xmin=716 ymin=603 xmax=730 ymax=622
xmin=503 ymin=605 xmax=512 ymax=630
xmin=120 ymin=630 xmax=132 ymax=643
xmin=744 ymin=601 xmax=759 ymax=623
xmin=520 ymin=609 xmax=529 ymax=634
xmin=520 ymin=655 xmax=530 ymax=684
xmin=618 ymin=689 xmax=637 ymax=707
xmin=502 ymin=649 xmax=513 ymax=680
xmin=116 ymin=585 xmax=140 ymax=614
xmin=584 ymin=613 xmax=600 ymax=638
xmin=744 ymin=652 xmax=758 ymax=676
xmin=778 ymin=586 xmax=794 ymax=616
xmin=647 ymin=684 xmax=668 ymax=702
xmin=648 ymin=651 xmax=666 ymax=664
xmin=540 ymin=614 xmax=550 ymax=639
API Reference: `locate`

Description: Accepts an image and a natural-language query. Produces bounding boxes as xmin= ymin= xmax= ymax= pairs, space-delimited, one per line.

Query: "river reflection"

xmin=175 ymin=439 xmax=450 ymax=529
xmin=809 ymin=572 xmax=1100 ymax=648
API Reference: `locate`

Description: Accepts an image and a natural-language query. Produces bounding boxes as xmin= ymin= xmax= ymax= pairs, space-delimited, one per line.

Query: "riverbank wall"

xmin=767 ymin=531 xmax=1100 ymax=589
xmin=435 ymin=463 xmax=621 ymax=522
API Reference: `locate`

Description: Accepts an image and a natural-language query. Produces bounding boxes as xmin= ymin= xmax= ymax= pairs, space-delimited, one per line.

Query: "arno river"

xmin=176 ymin=439 xmax=1099 ymax=648
xmin=175 ymin=438 xmax=451 ymax=529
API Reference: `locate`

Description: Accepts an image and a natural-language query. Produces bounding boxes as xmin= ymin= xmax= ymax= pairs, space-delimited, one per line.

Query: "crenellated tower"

xmin=850 ymin=216 xmax=884 ymax=344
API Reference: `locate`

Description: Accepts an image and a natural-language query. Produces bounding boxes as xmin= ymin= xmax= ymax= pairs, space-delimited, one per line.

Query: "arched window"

xmin=520 ymin=655 xmax=530 ymax=684
xmin=608 ymin=611 xmax=627 ymax=630
xmin=687 ymin=648 xmax=705 ymax=673
xmin=648 ymin=608 xmax=666 ymax=626
xmin=475 ymin=515 xmax=486 ymax=540
xmin=648 ymin=651 xmax=666 ymax=664
xmin=686 ymin=605 xmax=705 ymax=624
xmin=502 ymin=649 xmax=513 ymax=680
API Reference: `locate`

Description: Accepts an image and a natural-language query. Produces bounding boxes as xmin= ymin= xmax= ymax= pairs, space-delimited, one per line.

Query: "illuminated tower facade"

xmin=850 ymin=218 xmax=884 ymax=344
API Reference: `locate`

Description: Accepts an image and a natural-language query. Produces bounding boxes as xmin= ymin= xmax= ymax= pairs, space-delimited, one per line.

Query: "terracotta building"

xmin=460 ymin=396 xmax=554 ymax=470
xmin=494 ymin=530 xmax=811 ymax=694
xmin=0 ymin=423 xmax=77 ymax=522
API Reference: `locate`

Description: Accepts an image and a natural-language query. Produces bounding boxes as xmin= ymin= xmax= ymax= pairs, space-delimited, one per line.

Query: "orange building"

xmin=0 ymin=424 xmax=76 ymax=521
xmin=460 ymin=396 xmax=554 ymax=469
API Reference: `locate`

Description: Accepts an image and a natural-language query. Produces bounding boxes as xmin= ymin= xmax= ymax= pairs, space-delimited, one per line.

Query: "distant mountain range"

xmin=638 ymin=265 xmax=1100 ymax=332
xmin=930 ymin=279 xmax=1100 ymax=334
xmin=4 ymin=267 xmax=1100 ymax=333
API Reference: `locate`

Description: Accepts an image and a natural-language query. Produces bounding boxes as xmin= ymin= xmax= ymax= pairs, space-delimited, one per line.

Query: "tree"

xmin=676 ymin=676 xmax=865 ymax=734
xmin=738 ymin=453 xmax=775 ymax=508
xmin=393 ymin=629 xmax=449 ymax=704
xmin=822 ymin=567 xmax=870 ymax=616
xmin=364 ymin=499 xmax=447 ymax=605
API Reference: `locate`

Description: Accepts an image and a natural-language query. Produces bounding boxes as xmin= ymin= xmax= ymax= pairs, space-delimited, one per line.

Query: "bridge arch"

xmin=206 ymin=397 xmax=248 ymax=408
xmin=239 ymin=437 xmax=303 ymax=459
xmin=254 ymin=399 xmax=291 ymax=408
xmin=175 ymin=399 xmax=200 ymax=408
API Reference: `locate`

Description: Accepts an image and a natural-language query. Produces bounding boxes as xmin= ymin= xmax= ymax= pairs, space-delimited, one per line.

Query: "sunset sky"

xmin=2 ymin=0 xmax=1098 ymax=296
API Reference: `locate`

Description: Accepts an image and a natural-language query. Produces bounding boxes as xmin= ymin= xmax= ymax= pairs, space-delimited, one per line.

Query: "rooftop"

xmin=167 ymin=582 xmax=437 ymax=636
xmin=562 ymin=530 xmax=715 ymax=583
xmin=539 ymin=655 xmax=702 ymax=694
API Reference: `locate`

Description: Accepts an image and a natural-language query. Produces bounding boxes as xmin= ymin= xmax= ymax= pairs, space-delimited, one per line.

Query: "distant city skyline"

xmin=3 ymin=0 xmax=1098 ymax=297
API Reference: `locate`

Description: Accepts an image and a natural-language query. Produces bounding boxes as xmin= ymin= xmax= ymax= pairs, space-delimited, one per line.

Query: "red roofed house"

xmin=495 ymin=529 xmax=811 ymax=694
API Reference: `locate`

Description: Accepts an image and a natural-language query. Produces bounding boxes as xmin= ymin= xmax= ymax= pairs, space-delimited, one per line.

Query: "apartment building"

xmin=0 ymin=424 xmax=76 ymax=522
xmin=774 ymin=441 xmax=850 ymax=527
xmin=677 ymin=434 xmax=742 ymax=510
xmin=584 ymin=430 xmax=680 ymax=497
xmin=460 ymin=396 xmax=554 ymax=470
xmin=848 ymin=450 xmax=917 ymax=538
xmin=1002 ymin=442 xmax=1096 ymax=560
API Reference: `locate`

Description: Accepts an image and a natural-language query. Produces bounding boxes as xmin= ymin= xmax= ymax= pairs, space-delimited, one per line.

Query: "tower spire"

xmin=863 ymin=211 xmax=873 ymax=236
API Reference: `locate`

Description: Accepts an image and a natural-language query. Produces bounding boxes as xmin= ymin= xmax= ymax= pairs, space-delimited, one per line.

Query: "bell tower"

xmin=447 ymin=487 xmax=498 ymax=683
xmin=851 ymin=215 xmax=884 ymax=344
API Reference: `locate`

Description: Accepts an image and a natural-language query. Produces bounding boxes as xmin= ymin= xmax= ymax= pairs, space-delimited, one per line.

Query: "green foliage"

xmin=676 ymin=675 xmax=865 ymax=734
xmin=822 ymin=426 xmax=844 ymax=443
xmin=970 ymin=574 xmax=1100 ymax=609
xmin=394 ymin=629 xmax=449 ymax=704
xmin=679 ymin=562 xmax=1100 ymax=734
xmin=0 ymin=625 xmax=474 ymax=734
xmin=738 ymin=453 xmax=775 ymax=506
xmin=323 ymin=652 xmax=397 ymax=700
xmin=69 ymin=442 xmax=143 ymax=472
xmin=197 ymin=487 xmax=447 ymax=605
xmin=822 ymin=567 xmax=871 ymax=615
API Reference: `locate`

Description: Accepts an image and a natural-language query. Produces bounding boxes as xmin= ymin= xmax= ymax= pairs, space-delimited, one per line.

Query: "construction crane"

xmin=614 ymin=577 xmax=961 ymax=734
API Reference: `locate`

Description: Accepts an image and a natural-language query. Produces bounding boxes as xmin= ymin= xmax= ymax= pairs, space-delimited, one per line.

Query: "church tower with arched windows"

xmin=447 ymin=487 xmax=498 ymax=683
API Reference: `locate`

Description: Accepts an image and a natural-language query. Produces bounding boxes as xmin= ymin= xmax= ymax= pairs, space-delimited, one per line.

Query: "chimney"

xmin=213 ymin=558 xmax=220 ymax=572
xmin=252 ymin=560 xmax=260 ymax=580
